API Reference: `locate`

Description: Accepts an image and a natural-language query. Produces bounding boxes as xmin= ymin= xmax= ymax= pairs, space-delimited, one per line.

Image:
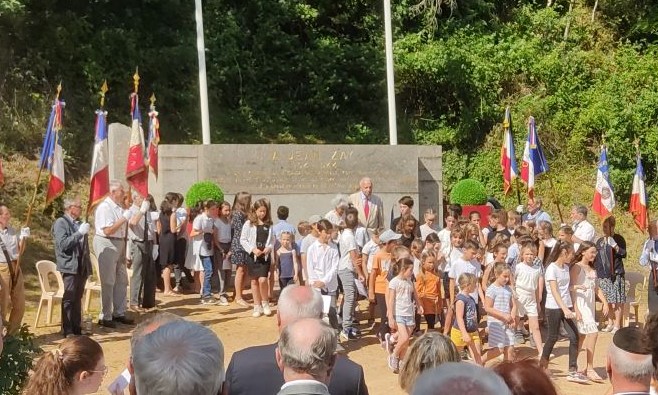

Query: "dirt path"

xmin=23 ymin=290 xmax=631 ymax=395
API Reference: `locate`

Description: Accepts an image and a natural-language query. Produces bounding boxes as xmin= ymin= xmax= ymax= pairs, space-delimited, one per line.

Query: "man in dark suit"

xmin=606 ymin=327 xmax=653 ymax=395
xmin=52 ymin=196 xmax=92 ymax=338
xmin=275 ymin=318 xmax=335 ymax=395
xmin=224 ymin=285 xmax=369 ymax=395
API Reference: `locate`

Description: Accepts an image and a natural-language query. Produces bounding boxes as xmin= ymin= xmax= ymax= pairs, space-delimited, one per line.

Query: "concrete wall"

xmin=149 ymin=144 xmax=443 ymax=230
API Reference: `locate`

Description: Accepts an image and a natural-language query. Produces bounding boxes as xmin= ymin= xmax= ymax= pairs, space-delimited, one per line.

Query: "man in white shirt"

xmin=571 ymin=204 xmax=596 ymax=250
xmin=93 ymin=180 xmax=134 ymax=328
xmin=522 ymin=197 xmax=552 ymax=224
xmin=127 ymin=191 xmax=156 ymax=311
xmin=0 ymin=204 xmax=29 ymax=335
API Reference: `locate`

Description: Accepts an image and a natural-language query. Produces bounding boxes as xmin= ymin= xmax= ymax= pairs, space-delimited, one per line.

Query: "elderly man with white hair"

xmin=606 ymin=327 xmax=654 ymax=395
xmin=127 ymin=190 xmax=156 ymax=311
xmin=93 ymin=179 xmax=134 ymax=328
xmin=349 ymin=177 xmax=384 ymax=234
xmin=275 ymin=318 xmax=337 ymax=395
xmin=224 ymin=284 xmax=369 ymax=395
xmin=132 ymin=319 xmax=225 ymax=395
xmin=52 ymin=195 xmax=92 ymax=338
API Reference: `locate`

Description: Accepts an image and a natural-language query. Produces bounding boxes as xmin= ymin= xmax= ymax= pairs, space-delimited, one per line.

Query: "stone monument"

xmin=107 ymin=124 xmax=443 ymax=228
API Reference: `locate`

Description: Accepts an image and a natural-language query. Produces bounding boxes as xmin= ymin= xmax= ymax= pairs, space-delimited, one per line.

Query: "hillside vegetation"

xmin=1 ymin=0 xmax=658 ymax=211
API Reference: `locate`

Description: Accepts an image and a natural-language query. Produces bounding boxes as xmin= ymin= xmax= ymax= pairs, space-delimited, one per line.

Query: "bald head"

xmin=277 ymin=285 xmax=323 ymax=330
xmin=359 ymin=177 xmax=373 ymax=197
xmin=276 ymin=318 xmax=337 ymax=384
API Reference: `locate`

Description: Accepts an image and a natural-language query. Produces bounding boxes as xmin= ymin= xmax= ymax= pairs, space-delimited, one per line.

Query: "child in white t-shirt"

xmin=514 ymin=243 xmax=544 ymax=356
xmin=387 ymin=258 xmax=422 ymax=373
xmin=213 ymin=201 xmax=232 ymax=305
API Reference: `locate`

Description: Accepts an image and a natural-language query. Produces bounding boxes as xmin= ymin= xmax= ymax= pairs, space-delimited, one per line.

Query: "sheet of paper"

xmin=354 ymin=279 xmax=368 ymax=298
xmin=107 ymin=368 xmax=131 ymax=394
xmin=321 ymin=294 xmax=332 ymax=314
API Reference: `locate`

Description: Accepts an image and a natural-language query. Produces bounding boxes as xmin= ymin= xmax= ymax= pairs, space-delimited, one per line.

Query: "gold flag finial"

xmin=149 ymin=93 xmax=156 ymax=107
xmin=56 ymin=82 xmax=62 ymax=99
xmin=633 ymin=137 xmax=640 ymax=155
xmin=133 ymin=68 xmax=140 ymax=93
xmin=100 ymin=80 xmax=108 ymax=108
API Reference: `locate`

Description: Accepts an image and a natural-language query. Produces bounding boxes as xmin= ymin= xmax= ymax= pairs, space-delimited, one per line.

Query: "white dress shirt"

xmin=0 ymin=226 xmax=18 ymax=262
xmin=306 ymin=240 xmax=339 ymax=293
xmin=94 ymin=197 xmax=126 ymax=238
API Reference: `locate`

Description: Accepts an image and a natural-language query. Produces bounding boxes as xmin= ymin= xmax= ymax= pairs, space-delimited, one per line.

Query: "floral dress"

xmin=230 ymin=211 xmax=248 ymax=265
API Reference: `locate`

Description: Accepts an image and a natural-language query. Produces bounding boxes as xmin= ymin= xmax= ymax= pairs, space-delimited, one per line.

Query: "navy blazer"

xmin=52 ymin=215 xmax=91 ymax=276
xmin=225 ymin=343 xmax=368 ymax=395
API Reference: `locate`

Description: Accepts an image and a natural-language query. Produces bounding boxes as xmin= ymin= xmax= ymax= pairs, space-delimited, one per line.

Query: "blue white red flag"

xmin=500 ymin=107 xmax=519 ymax=195
xmin=147 ymin=100 xmax=160 ymax=179
xmin=88 ymin=108 xmax=109 ymax=213
xmin=520 ymin=116 xmax=549 ymax=198
xmin=39 ymin=97 xmax=65 ymax=205
xmin=592 ymin=146 xmax=615 ymax=217
xmin=126 ymin=92 xmax=148 ymax=197
xmin=630 ymin=154 xmax=647 ymax=231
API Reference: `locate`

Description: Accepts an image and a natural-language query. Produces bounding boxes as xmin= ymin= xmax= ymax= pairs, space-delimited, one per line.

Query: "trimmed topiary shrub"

xmin=185 ymin=181 xmax=224 ymax=209
xmin=449 ymin=178 xmax=488 ymax=205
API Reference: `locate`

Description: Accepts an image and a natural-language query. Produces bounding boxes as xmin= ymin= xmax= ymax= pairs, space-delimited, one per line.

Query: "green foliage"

xmin=2 ymin=0 xmax=658 ymax=210
xmin=185 ymin=181 xmax=224 ymax=209
xmin=449 ymin=178 xmax=488 ymax=205
xmin=0 ymin=324 xmax=41 ymax=395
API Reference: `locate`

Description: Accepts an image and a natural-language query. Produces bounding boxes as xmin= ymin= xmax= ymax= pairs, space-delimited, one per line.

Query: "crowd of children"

xmin=166 ymin=191 xmax=632 ymax=385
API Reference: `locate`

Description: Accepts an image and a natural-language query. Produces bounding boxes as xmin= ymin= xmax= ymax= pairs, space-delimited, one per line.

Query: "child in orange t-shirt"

xmin=415 ymin=250 xmax=442 ymax=332
xmin=368 ymin=229 xmax=402 ymax=346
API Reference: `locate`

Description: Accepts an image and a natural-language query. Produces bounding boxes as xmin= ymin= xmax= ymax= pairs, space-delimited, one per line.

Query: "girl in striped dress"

xmin=483 ymin=263 xmax=517 ymax=364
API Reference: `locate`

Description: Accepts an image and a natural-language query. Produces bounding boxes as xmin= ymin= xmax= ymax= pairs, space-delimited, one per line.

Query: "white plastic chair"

xmin=624 ymin=272 xmax=646 ymax=327
xmin=83 ymin=253 xmax=102 ymax=313
xmin=35 ymin=260 xmax=64 ymax=327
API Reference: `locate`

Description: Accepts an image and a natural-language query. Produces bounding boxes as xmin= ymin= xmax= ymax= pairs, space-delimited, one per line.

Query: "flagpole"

xmin=25 ymin=83 xmax=62 ymax=228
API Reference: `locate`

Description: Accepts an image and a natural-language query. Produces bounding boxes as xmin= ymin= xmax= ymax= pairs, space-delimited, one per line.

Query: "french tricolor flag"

xmin=592 ymin=145 xmax=615 ymax=217
xmin=500 ymin=107 xmax=519 ymax=195
xmin=520 ymin=116 xmax=549 ymax=198
xmin=39 ymin=97 xmax=65 ymax=205
xmin=88 ymin=108 xmax=109 ymax=213
xmin=630 ymin=154 xmax=647 ymax=231
xmin=126 ymin=92 xmax=148 ymax=197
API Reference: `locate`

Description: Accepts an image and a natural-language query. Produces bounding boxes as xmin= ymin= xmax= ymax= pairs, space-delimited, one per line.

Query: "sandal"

xmin=164 ymin=291 xmax=181 ymax=297
xmin=586 ymin=369 xmax=604 ymax=382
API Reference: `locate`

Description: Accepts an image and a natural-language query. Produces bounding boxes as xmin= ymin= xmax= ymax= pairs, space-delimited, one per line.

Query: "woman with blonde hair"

xmin=23 ymin=336 xmax=105 ymax=395
xmin=398 ymin=332 xmax=460 ymax=392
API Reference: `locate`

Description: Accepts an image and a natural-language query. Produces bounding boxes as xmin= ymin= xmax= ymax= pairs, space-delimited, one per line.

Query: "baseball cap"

xmin=308 ymin=215 xmax=323 ymax=224
xmin=379 ymin=229 xmax=402 ymax=244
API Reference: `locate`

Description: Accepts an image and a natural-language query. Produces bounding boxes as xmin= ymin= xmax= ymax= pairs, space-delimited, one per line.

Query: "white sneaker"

xmin=252 ymin=305 xmax=262 ymax=318
xmin=262 ymin=302 xmax=273 ymax=316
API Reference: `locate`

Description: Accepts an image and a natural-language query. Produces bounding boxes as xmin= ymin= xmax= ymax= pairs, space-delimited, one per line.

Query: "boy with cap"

xmin=607 ymin=326 xmax=653 ymax=394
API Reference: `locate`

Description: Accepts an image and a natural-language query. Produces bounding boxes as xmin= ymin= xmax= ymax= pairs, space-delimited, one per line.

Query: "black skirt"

xmin=246 ymin=253 xmax=271 ymax=278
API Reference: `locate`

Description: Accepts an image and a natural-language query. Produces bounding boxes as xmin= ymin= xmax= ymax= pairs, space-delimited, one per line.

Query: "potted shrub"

xmin=449 ymin=178 xmax=492 ymax=227
xmin=185 ymin=181 xmax=224 ymax=209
